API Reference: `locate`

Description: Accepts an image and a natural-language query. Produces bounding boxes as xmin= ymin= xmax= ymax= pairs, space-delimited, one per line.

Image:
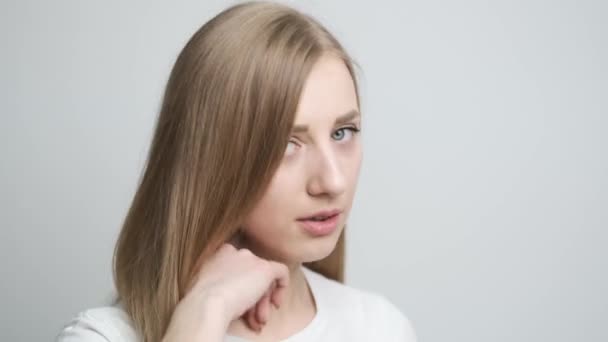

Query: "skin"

xmin=163 ymin=54 xmax=362 ymax=342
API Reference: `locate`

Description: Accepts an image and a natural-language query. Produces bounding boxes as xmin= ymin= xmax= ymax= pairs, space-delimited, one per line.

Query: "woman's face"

xmin=241 ymin=55 xmax=362 ymax=264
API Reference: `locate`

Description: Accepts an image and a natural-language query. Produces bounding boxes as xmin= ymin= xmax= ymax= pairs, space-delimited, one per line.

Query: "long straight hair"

xmin=113 ymin=2 xmax=360 ymax=341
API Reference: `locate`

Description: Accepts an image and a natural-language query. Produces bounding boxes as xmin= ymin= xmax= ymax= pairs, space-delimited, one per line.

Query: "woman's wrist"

xmin=163 ymin=295 xmax=231 ymax=342
xmin=200 ymin=293 xmax=232 ymax=330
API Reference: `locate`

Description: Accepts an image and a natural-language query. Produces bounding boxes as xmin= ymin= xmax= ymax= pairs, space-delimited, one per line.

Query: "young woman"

xmin=56 ymin=2 xmax=417 ymax=341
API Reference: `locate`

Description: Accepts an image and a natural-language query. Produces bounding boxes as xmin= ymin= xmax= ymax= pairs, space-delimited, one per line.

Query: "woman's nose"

xmin=306 ymin=149 xmax=346 ymax=198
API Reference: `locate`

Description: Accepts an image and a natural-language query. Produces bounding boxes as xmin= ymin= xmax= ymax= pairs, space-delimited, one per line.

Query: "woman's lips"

xmin=297 ymin=213 xmax=341 ymax=237
xmin=297 ymin=208 xmax=342 ymax=220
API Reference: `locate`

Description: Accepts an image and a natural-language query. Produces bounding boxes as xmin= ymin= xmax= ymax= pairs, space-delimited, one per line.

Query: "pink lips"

xmin=297 ymin=209 xmax=342 ymax=237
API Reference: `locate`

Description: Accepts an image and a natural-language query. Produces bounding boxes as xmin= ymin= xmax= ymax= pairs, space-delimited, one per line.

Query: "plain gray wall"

xmin=1 ymin=0 xmax=606 ymax=341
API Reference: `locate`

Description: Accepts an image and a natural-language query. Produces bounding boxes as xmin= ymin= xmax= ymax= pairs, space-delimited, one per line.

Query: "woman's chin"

xmin=293 ymin=231 xmax=342 ymax=263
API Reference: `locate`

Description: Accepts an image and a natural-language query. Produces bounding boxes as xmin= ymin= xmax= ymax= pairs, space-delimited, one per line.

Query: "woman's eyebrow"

xmin=292 ymin=109 xmax=360 ymax=133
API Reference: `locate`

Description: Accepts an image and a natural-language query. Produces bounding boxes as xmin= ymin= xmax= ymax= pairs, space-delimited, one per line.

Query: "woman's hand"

xmin=163 ymin=243 xmax=290 ymax=341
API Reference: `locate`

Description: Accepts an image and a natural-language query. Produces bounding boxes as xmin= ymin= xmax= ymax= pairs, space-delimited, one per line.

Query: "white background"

xmin=1 ymin=0 xmax=607 ymax=341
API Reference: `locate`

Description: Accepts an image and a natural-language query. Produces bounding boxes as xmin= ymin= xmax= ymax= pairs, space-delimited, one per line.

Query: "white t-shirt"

xmin=56 ymin=267 xmax=417 ymax=342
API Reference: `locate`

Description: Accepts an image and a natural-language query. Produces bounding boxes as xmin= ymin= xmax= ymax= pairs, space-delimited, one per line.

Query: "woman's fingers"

xmin=246 ymin=283 xmax=275 ymax=332
xmin=267 ymin=261 xmax=288 ymax=309
xmin=268 ymin=280 xmax=279 ymax=309
xmin=256 ymin=290 xmax=271 ymax=326
xmin=246 ymin=306 xmax=261 ymax=332
xmin=270 ymin=283 xmax=281 ymax=309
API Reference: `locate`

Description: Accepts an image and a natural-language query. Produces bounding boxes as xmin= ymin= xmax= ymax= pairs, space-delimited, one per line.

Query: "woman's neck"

xmin=280 ymin=263 xmax=314 ymax=318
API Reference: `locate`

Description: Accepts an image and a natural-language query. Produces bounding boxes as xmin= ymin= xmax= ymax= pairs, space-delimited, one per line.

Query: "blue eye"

xmin=332 ymin=126 xmax=360 ymax=141
xmin=285 ymin=141 xmax=298 ymax=156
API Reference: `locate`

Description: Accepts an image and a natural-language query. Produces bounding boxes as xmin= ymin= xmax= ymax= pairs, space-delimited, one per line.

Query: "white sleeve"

xmin=55 ymin=313 xmax=112 ymax=342
xmin=55 ymin=309 xmax=133 ymax=342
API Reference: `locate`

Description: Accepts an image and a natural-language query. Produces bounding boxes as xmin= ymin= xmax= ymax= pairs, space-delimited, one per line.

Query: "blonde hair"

xmin=112 ymin=1 xmax=360 ymax=341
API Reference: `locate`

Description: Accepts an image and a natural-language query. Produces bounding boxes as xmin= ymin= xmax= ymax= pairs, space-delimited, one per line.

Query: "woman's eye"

xmin=332 ymin=126 xmax=360 ymax=141
xmin=284 ymin=141 xmax=298 ymax=156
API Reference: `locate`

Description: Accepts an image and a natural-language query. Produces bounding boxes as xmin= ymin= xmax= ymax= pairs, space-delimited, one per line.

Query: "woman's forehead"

xmin=294 ymin=57 xmax=358 ymax=126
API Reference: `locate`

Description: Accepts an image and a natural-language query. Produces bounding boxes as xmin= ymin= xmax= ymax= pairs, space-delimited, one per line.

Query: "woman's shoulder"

xmin=303 ymin=267 xmax=418 ymax=341
xmin=55 ymin=305 xmax=139 ymax=342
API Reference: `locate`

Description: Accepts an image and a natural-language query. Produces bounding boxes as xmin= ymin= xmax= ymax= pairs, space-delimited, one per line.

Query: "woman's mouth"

xmin=297 ymin=210 xmax=342 ymax=236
